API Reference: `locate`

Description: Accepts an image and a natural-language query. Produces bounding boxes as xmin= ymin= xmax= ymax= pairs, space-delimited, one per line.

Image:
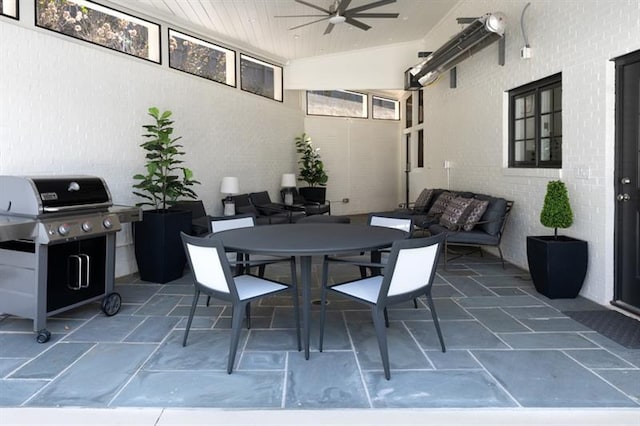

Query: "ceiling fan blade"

xmin=323 ymin=22 xmax=335 ymax=35
xmin=350 ymin=12 xmax=399 ymax=18
xmin=294 ymin=0 xmax=331 ymax=15
xmin=344 ymin=0 xmax=396 ymax=15
xmin=336 ymin=0 xmax=352 ymax=15
xmin=289 ymin=16 xmax=330 ymax=30
xmin=345 ymin=17 xmax=371 ymax=31
xmin=275 ymin=14 xmax=328 ymax=18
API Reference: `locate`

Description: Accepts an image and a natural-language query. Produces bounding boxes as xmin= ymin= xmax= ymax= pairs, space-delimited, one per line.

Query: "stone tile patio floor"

xmin=1 ymin=252 xmax=639 ymax=409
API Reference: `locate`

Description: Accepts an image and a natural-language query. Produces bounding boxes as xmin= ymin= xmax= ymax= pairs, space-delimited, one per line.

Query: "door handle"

xmin=617 ymin=193 xmax=631 ymax=202
xmin=621 ymin=177 xmax=631 ymax=184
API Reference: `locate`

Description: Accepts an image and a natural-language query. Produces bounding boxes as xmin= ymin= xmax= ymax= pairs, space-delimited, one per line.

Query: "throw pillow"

xmin=439 ymin=197 xmax=473 ymax=230
xmin=413 ymin=188 xmax=434 ymax=212
xmin=428 ymin=191 xmax=456 ymax=216
xmin=463 ymin=199 xmax=490 ymax=231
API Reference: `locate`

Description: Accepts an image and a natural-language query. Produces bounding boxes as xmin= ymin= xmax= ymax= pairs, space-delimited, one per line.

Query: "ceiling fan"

xmin=276 ymin=0 xmax=399 ymax=35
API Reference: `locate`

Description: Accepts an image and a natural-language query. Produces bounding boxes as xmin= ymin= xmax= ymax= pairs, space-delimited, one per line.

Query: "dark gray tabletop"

xmin=207 ymin=223 xmax=407 ymax=256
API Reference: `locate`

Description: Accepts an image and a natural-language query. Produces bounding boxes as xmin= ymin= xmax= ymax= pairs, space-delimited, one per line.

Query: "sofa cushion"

xmin=463 ymin=199 xmax=490 ymax=231
xmin=474 ymin=195 xmax=508 ymax=236
xmin=428 ymin=191 xmax=456 ymax=216
xmin=439 ymin=197 xmax=473 ymax=230
xmin=414 ymin=188 xmax=434 ymax=212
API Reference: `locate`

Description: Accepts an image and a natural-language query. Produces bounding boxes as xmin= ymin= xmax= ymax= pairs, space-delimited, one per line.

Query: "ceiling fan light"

xmin=329 ymin=14 xmax=347 ymax=24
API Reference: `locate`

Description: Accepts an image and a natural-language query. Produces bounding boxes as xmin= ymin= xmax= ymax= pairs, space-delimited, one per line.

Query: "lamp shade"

xmin=220 ymin=177 xmax=239 ymax=195
xmin=281 ymin=173 xmax=297 ymax=188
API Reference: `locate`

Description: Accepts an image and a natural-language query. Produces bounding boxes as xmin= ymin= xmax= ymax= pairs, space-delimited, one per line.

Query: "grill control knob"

xmin=81 ymin=221 xmax=93 ymax=232
xmin=103 ymin=218 xmax=113 ymax=229
xmin=58 ymin=224 xmax=71 ymax=236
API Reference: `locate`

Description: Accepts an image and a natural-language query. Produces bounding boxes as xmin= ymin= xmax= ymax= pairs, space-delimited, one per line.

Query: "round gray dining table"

xmin=207 ymin=222 xmax=408 ymax=359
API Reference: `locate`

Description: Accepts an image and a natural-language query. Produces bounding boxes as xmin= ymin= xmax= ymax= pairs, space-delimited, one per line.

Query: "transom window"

xmin=1 ymin=0 xmax=19 ymax=19
xmin=169 ymin=29 xmax=236 ymax=87
xmin=240 ymin=54 xmax=283 ymax=102
xmin=306 ymin=90 xmax=367 ymax=118
xmin=509 ymin=73 xmax=562 ymax=168
xmin=35 ymin=0 xmax=160 ymax=63
xmin=372 ymin=95 xmax=399 ymax=120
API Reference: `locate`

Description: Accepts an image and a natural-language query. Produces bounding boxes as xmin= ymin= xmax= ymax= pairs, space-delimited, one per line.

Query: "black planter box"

xmin=134 ymin=209 xmax=192 ymax=284
xmin=526 ymin=235 xmax=588 ymax=299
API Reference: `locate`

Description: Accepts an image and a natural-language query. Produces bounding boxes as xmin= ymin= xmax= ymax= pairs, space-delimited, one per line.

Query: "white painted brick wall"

xmin=0 ymin=21 xmax=304 ymax=277
xmin=304 ymin=115 xmax=401 ymax=215
xmin=411 ymin=0 xmax=640 ymax=305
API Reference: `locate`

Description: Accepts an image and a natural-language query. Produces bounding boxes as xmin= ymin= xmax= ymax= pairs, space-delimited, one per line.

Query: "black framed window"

xmin=35 ymin=0 xmax=161 ymax=63
xmin=306 ymin=90 xmax=367 ymax=118
xmin=169 ymin=29 xmax=236 ymax=87
xmin=240 ymin=53 xmax=283 ymax=102
xmin=1 ymin=0 xmax=19 ymax=19
xmin=509 ymin=73 xmax=562 ymax=168
xmin=372 ymin=95 xmax=399 ymax=120
xmin=405 ymin=94 xmax=413 ymax=128
xmin=418 ymin=90 xmax=424 ymax=124
xmin=417 ymin=130 xmax=424 ymax=168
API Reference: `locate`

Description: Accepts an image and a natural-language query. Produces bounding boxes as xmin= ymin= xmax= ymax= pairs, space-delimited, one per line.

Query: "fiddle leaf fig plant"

xmin=133 ymin=107 xmax=200 ymax=210
xmin=295 ymin=132 xmax=328 ymax=187
xmin=540 ymin=180 xmax=574 ymax=239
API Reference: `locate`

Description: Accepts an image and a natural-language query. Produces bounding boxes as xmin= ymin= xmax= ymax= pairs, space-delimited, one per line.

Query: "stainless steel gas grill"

xmin=0 ymin=175 xmax=140 ymax=342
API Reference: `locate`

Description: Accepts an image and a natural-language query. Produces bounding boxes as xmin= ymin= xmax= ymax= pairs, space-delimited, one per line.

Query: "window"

xmin=417 ymin=130 xmax=424 ymax=168
xmin=240 ymin=54 xmax=282 ymax=101
xmin=1 ymin=0 xmax=19 ymax=19
xmin=372 ymin=95 xmax=399 ymax=120
xmin=405 ymin=94 xmax=413 ymax=128
xmin=35 ymin=0 xmax=160 ymax=63
xmin=169 ymin=29 xmax=235 ymax=87
xmin=306 ymin=90 xmax=367 ymax=118
xmin=509 ymin=73 xmax=562 ymax=168
xmin=418 ymin=90 xmax=424 ymax=124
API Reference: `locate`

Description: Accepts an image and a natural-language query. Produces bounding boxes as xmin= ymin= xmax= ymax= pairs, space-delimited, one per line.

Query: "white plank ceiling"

xmin=105 ymin=0 xmax=458 ymax=63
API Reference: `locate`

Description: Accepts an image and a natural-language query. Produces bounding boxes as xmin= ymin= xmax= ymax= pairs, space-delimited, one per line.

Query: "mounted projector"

xmin=409 ymin=12 xmax=506 ymax=87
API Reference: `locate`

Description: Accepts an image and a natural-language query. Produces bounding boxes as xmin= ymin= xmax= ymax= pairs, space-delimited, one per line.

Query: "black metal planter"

xmin=526 ymin=235 xmax=588 ymax=299
xmin=134 ymin=209 xmax=192 ymax=284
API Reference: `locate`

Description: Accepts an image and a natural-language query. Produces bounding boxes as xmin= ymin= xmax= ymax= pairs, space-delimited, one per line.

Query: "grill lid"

xmin=0 ymin=175 xmax=112 ymax=217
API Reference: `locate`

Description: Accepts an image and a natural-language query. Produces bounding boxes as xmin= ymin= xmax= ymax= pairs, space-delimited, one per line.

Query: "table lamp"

xmin=281 ymin=173 xmax=297 ymax=206
xmin=220 ymin=177 xmax=239 ymax=216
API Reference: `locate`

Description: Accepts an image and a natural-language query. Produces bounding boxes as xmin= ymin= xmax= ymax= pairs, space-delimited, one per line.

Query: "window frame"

xmin=168 ymin=28 xmax=236 ymax=87
xmin=34 ymin=0 xmax=161 ymax=64
xmin=239 ymin=53 xmax=283 ymax=102
xmin=1 ymin=0 xmax=19 ymax=19
xmin=508 ymin=73 xmax=562 ymax=168
xmin=371 ymin=95 xmax=399 ymax=121
xmin=306 ymin=90 xmax=368 ymax=119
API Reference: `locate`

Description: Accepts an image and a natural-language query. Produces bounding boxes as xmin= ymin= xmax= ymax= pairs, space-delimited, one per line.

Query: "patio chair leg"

xmin=372 ymin=307 xmax=391 ymax=380
xmin=413 ymin=298 xmax=418 ymax=309
xmin=183 ymin=289 xmax=200 ymax=347
xmin=383 ymin=307 xmax=389 ymax=328
xmin=498 ymin=246 xmax=505 ymax=269
xmin=426 ymin=291 xmax=446 ymax=353
xmin=245 ymin=303 xmax=251 ymax=329
xmin=228 ymin=301 xmax=245 ymax=374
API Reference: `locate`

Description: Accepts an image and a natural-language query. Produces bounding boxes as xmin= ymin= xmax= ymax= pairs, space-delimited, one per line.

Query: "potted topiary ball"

xmin=527 ymin=180 xmax=588 ymax=298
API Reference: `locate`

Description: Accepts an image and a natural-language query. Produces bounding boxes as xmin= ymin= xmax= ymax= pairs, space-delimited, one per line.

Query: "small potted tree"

xmin=295 ymin=133 xmax=328 ymax=204
xmin=133 ymin=107 xmax=200 ymax=283
xmin=526 ymin=180 xmax=588 ymax=298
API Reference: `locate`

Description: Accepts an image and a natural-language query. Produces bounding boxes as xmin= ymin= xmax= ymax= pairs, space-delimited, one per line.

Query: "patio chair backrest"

xmin=210 ymin=214 xmax=256 ymax=233
xmin=181 ymin=233 xmax=236 ymax=297
xmin=380 ymin=234 xmax=444 ymax=300
xmin=369 ymin=214 xmax=413 ymax=233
